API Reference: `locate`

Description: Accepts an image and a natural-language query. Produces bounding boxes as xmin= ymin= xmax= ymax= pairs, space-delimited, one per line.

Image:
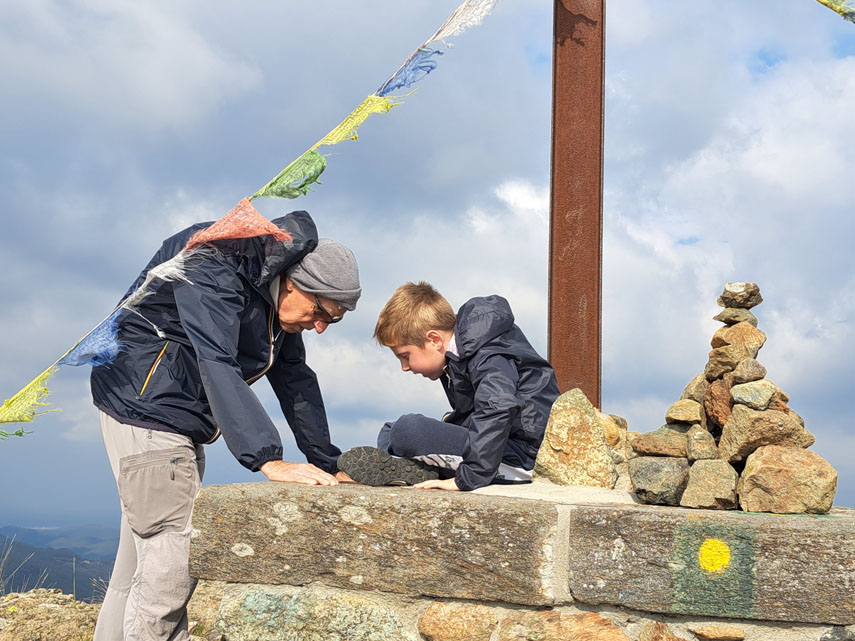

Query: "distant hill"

xmin=0 ymin=524 xmax=118 ymax=561
xmin=0 ymin=530 xmax=114 ymax=602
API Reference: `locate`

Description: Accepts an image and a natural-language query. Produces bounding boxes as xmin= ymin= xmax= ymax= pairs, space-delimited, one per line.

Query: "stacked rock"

xmin=628 ymin=282 xmax=838 ymax=514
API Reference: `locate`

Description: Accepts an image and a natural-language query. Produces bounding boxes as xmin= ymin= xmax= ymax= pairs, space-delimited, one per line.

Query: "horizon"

xmin=1 ymin=0 xmax=853 ymax=532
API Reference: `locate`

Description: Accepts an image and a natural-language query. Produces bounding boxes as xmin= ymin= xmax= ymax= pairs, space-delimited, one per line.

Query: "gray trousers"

xmin=94 ymin=411 xmax=205 ymax=641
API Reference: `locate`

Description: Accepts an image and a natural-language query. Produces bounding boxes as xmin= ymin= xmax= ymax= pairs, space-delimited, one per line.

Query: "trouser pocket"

xmin=118 ymin=446 xmax=197 ymax=539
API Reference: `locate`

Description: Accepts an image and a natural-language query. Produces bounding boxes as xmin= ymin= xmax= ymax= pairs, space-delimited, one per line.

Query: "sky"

xmin=1 ymin=0 xmax=853 ymax=529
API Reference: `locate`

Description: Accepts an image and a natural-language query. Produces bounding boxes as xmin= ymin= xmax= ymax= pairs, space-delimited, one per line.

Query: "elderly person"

xmin=90 ymin=209 xmax=359 ymax=641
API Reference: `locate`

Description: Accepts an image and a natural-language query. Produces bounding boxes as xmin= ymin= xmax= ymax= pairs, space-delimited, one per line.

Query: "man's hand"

xmin=414 ymin=477 xmax=459 ymax=491
xmin=260 ymin=460 xmax=339 ymax=486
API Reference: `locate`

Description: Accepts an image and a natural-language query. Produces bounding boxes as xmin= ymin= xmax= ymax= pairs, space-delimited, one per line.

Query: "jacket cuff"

xmin=249 ymin=445 xmax=285 ymax=472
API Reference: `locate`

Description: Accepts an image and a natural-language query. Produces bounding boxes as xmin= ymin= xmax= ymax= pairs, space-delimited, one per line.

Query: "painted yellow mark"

xmin=698 ymin=538 xmax=731 ymax=574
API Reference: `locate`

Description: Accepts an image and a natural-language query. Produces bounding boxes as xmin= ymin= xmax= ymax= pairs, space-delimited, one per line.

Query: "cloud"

xmin=2 ymin=0 xmax=854 ymax=522
xmin=0 ymin=0 xmax=261 ymax=133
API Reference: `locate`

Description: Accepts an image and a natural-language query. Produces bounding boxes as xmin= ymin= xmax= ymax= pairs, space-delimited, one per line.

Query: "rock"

xmin=418 ymin=602 xmax=499 ymax=641
xmin=680 ymin=374 xmax=710 ymax=404
xmin=638 ymin=621 xmax=690 ymax=641
xmin=630 ymin=425 xmax=689 ymax=458
xmin=713 ymin=307 xmax=758 ymax=327
xmin=712 ymin=322 xmax=767 ymax=357
xmin=190 ymin=483 xmax=560 ymax=606
xmin=716 ymin=282 xmax=763 ymax=309
xmin=687 ymin=425 xmax=717 ymax=461
xmin=718 ymin=405 xmax=815 ymax=463
xmin=188 ymin=580 xmax=227 ymax=639
xmin=739 ymin=445 xmax=838 ymax=514
xmin=730 ymin=380 xmax=778 ymax=410
xmin=629 ymin=457 xmax=690 ymax=505
xmin=665 ymin=399 xmax=706 ymax=429
xmin=597 ymin=411 xmax=623 ymax=447
xmin=625 ymin=432 xmax=641 ymax=459
xmin=768 ymin=398 xmax=805 ymax=427
xmin=689 ymin=624 xmax=746 ymax=640
xmin=215 ymin=585 xmax=418 ymax=641
xmin=679 ymin=460 xmax=739 ymax=509
xmin=821 ymin=625 xmax=855 ymax=641
xmin=704 ymin=345 xmax=743 ymax=380
xmin=497 ymin=611 xmax=629 ymax=641
xmin=704 ymin=379 xmax=733 ymax=429
xmin=725 ymin=358 xmax=766 ymax=385
xmin=0 ymin=590 xmax=100 ymax=641
xmin=609 ymin=414 xmax=629 ymax=431
xmin=533 ymin=388 xmax=617 ymax=489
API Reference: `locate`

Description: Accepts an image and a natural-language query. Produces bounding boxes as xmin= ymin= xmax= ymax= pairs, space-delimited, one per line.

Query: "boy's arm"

xmin=454 ymin=353 xmax=524 ymax=491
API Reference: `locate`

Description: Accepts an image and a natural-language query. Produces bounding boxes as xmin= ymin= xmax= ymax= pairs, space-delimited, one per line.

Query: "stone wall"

xmin=189 ymin=482 xmax=855 ymax=641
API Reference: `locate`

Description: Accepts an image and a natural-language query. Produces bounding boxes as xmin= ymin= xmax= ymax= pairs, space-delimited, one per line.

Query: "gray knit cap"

xmin=287 ymin=238 xmax=362 ymax=311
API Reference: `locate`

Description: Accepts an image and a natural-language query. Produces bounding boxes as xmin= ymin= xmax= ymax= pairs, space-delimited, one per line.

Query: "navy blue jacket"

xmin=442 ymin=296 xmax=559 ymax=491
xmin=90 ymin=211 xmax=342 ymax=474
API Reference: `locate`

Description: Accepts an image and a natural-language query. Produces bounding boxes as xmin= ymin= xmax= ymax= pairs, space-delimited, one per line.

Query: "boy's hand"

xmin=414 ymin=478 xmax=459 ymax=491
xmin=334 ymin=470 xmax=356 ymax=483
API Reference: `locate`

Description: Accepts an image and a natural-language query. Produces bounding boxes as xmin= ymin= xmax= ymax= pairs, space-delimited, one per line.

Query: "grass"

xmin=0 ymin=535 xmax=48 ymax=595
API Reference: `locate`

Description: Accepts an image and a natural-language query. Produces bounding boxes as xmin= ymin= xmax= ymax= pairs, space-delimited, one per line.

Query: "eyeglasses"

xmin=314 ymin=295 xmax=344 ymax=324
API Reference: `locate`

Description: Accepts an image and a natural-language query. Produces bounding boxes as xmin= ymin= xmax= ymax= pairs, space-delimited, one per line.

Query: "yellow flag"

xmin=0 ymin=365 xmax=60 ymax=424
xmin=312 ymin=95 xmax=400 ymax=149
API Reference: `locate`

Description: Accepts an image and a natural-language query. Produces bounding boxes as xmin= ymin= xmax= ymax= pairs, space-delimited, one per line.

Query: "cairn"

xmin=628 ymin=282 xmax=838 ymax=513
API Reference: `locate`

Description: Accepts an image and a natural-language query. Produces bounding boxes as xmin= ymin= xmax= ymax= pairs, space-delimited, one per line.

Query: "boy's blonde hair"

xmin=374 ymin=282 xmax=456 ymax=347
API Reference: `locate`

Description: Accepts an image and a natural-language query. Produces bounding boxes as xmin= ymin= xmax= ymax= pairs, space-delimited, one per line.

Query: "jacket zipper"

xmin=247 ymin=306 xmax=277 ymax=384
xmin=138 ymin=341 xmax=170 ymax=396
xmin=204 ymin=307 xmax=277 ymax=445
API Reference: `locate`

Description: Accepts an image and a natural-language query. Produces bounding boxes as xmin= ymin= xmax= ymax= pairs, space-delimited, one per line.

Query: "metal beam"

xmin=548 ymin=0 xmax=605 ymax=407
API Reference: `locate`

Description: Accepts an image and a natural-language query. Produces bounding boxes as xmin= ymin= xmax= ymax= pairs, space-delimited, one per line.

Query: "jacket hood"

xmin=201 ymin=210 xmax=319 ymax=290
xmin=454 ymin=296 xmax=515 ymax=358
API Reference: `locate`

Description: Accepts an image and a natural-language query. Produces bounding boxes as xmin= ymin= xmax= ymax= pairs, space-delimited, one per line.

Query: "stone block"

xmin=717 ymin=282 xmax=763 ymax=309
xmin=681 ymin=373 xmax=710 ymax=405
xmin=713 ymin=308 xmax=758 ymax=327
xmin=628 ymin=457 xmax=689 ymax=505
xmin=705 ymin=345 xmax=743 ymax=380
xmin=730 ymin=380 xmax=777 ymax=410
xmin=533 ymin=388 xmax=617 ymax=488
xmin=687 ymin=425 xmax=717 ymax=461
xmin=704 ymin=379 xmax=733 ymax=429
xmin=689 ymin=624 xmax=745 ymax=640
xmin=214 ymin=584 xmax=416 ymax=641
xmin=497 ymin=611 xmax=628 ymax=641
xmin=630 ymin=425 xmax=689 ymax=458
xmin=639 ymin=621 xmax=690 ymax=641
xmin=725 ymin=358 xmax=766 ymax=385
xmin=739 ymin=445 xmax=838 ymax=514
xmin=718 ymin=405 xmax=815 ymax=463
xmin=598 ymin=411 xmax=623 ymax=447
xmin=190 ymin=483 xmax=560 ymax=606
xmin=680 ymin=460 xmax=738 ymax=509
xmin=665 ymin=399 xmax=706 ymax=428
xmin=418 ymin=603 xmax=499 ymax=641
xmin=566 ymin=503 xmax=855 ymax=625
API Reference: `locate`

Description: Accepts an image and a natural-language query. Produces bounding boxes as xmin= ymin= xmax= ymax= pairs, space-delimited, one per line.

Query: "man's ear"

xmin=281 ymin=277 xmax=295 ymax=294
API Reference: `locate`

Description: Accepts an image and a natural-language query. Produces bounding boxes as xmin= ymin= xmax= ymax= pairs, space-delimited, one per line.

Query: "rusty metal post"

xmin=548 ymin=0 xmax=604 ymax=407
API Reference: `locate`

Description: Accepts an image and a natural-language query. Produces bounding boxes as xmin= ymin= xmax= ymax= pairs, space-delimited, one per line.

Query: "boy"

xmin=338 ymin=282 xmax=559 ymax=491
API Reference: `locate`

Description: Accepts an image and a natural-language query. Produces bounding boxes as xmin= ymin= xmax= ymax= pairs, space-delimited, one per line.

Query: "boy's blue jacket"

xmin=442 ymin=296 xmax=559 ymax=491
xmin=90 ymin=210 xmax=342 ymax=474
